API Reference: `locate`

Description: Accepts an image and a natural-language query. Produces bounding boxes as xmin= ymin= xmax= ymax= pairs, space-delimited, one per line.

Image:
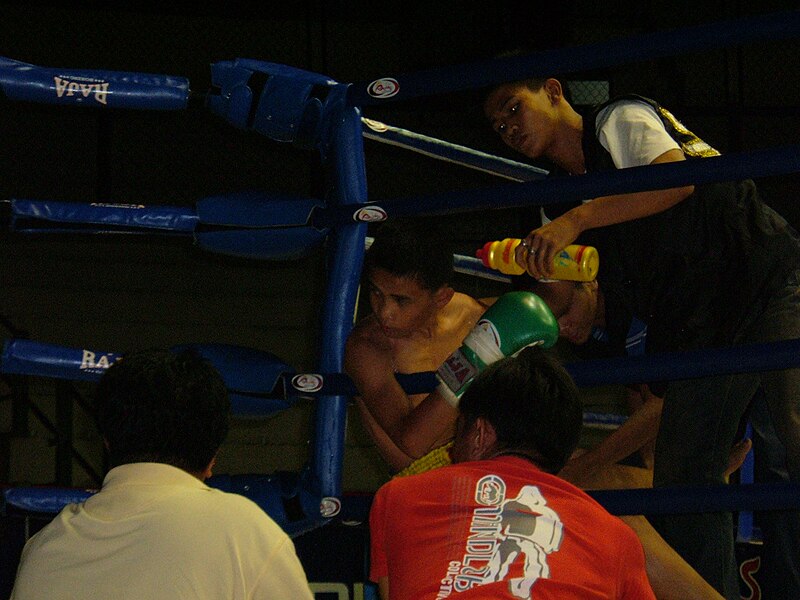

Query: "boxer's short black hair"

xmin=365 ymin=220 xmax=453 ymax=291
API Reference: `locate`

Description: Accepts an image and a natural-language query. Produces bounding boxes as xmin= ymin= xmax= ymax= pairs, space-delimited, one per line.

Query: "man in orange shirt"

xmin=369 ymin=347 xmax=656 ymax=599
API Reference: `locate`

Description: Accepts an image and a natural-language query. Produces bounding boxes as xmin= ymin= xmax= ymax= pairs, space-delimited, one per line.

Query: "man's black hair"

xmin=485 ymin=46 xmax=573 ymax=105
xmin=95 ymin=348 xmax=230 ymax=473
xmin=364 ymin=220 xmax=453 ymax=291
xmin=459 ymin=346 xmax=582 ymax=473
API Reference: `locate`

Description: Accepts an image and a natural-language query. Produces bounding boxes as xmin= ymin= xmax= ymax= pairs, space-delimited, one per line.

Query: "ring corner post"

xmin=311 ymin=95 xmax=368 ymax=508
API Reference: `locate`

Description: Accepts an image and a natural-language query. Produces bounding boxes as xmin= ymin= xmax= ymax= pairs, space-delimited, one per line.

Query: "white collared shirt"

xmin=11 ymin=463 xmax=314 ymax=600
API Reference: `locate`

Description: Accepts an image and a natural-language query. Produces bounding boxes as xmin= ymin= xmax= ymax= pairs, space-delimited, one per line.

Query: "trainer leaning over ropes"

xmin=484 ymin=75 xmax=800 ymax=600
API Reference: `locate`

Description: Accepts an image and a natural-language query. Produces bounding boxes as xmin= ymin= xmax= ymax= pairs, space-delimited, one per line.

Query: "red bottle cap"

xmin=475 ymin=242 xmax=492 ymax=267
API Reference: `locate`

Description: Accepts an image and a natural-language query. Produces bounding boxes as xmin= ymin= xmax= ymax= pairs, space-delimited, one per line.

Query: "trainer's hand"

xmin=516 ymin=215 xmax=581 ymax=279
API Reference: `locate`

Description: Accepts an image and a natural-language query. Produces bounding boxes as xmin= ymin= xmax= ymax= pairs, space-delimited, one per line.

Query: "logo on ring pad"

xmin=367 ymin=78 xmax=399 ymax=98
xmin=354 ymin=206 xmax=388 ymax=222
xmin=320 ymin=496 xmax=341 ymax=518
xmin=291 ymin=373 xmax=323 ymax=393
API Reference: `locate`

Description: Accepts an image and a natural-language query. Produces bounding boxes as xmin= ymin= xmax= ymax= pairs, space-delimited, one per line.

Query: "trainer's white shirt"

xmin=541 ymin=100 xmax=680 ymax=225
xmin=596 ymin=100 xmax=680 ymax=168
xmin=10 ymin=463 xmax=314 ymax=600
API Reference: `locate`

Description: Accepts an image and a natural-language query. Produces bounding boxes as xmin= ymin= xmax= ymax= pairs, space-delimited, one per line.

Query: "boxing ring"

xmin=2 ymin=9 xmax=800 ymax=593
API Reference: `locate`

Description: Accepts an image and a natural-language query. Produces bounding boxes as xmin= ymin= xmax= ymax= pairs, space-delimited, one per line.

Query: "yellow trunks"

xmin=395 ymin=442 xmax=453 ymax=478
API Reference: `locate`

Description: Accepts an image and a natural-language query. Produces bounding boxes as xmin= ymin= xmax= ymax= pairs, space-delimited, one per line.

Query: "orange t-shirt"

xmin=369 ymin=455 xmax=655 ymax=600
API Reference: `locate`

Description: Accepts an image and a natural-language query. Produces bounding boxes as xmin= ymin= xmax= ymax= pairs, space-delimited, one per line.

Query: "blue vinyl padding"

xmin=194 ymin=227 xmax=327 ymax=260
xmin=9 ymin=199 xmax=197 ymax=232
xmin=0 ymin=56 xmax=189 ymax=109
xmin=207 ymin=59 xmax=338 ymax=147
xmin=311 ymin=98 xmax=368 ymax=501
xmin=195 ymin=191 xmax=322 ymax=227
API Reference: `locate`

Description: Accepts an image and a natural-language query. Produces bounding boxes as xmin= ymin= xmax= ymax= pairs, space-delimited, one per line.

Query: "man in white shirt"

xmin=10 ymin=348 xmax=314 ymax=600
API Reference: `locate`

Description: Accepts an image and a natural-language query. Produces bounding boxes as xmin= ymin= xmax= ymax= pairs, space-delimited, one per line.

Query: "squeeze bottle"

xmin=476 ymin=238 xmax=599 ymax=282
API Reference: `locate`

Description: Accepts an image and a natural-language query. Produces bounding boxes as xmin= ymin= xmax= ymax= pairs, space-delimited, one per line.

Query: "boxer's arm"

xmin=344 ymin=332 xmax=457 ymax=464
xmin=558 ymin=390 xmax=662 ymax=486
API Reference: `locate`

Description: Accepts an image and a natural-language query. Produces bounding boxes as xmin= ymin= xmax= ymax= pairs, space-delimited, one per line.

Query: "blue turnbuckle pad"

xmin=194 ymin=227 xmax=327 ymax=261
xmin=196 ymin=191 xmax=321 ymax=228
xmin=207 ymin=470 xmax=328 ymax=538
xmin=172 ymin=343 xmax=297 ymax=416
xmin=207 ymin=59 xmax=340 ymax=147
xmin=195 ymin=191 xmax=327 ymax=260
xmin=0 ymin=339 xmax=122 ymax=381
xmin=9 ymin=199 xmax=198 ymax=233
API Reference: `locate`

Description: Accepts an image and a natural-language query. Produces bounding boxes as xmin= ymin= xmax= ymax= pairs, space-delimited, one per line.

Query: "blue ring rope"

xmin=348 ymin=10 xmax=800 ymax=106
xmin=590 ymin=482 xmax=800 ymax=517
xmin=312 ymin=143 xmax=800 ymax=227
xmin=566 ymin=338 xmax=800 ymax=388
xmin=6 ymin=480 xmax=800 ymax=518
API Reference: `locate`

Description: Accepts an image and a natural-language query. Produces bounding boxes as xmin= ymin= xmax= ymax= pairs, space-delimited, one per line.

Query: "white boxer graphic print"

xmin=483 ymin=484 xmax=563 ymax=598
xmin=443 ymin=476 xmax=563 ymax=599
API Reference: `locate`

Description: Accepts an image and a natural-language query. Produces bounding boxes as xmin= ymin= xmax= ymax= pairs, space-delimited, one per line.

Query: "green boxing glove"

xmin=436 ymin=291 xmax=558 ymax=407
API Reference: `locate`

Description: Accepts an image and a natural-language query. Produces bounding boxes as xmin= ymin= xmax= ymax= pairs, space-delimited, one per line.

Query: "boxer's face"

xmin=484 ymin=81 xmax=560 ymax=159
xmin=527 ymin=280 xmax=598 ymax=346
xmin=367 ymin=267 xmax=443 ymax=338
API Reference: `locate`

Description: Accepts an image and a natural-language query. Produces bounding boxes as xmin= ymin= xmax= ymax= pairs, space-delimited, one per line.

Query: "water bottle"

xmin=476 ymin=238 xmax=599 ymax=281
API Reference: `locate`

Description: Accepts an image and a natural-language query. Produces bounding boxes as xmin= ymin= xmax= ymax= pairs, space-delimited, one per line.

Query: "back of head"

xmin=512 ymin=277 xmax=578 ymax=319
xmin=459 ymin=346 xmax=582 ymax=473
xmin=95 ymin=348 xmax=230 ymax=474
xmin=365 ymin=220 xmax=453 ymax=291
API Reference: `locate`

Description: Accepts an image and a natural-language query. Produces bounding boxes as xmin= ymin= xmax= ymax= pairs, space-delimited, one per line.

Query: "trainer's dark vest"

xmin=578 ymin=95 xmax=800 ymax=352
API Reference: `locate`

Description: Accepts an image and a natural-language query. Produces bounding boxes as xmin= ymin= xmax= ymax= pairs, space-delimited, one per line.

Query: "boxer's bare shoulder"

xmin=345 ymin=291 xmax=487 ymax=472
xmin=429 ymin=291 xmax=488 ymax=358
xmin=347 ymin=292 xmax=486 ymax=375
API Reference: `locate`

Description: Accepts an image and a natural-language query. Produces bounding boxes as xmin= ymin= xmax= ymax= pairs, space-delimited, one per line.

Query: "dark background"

xmin=0 ymin=0 xmax=799 ymax=490
xmin=0 ymin=2 xmax=798 ymax=597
